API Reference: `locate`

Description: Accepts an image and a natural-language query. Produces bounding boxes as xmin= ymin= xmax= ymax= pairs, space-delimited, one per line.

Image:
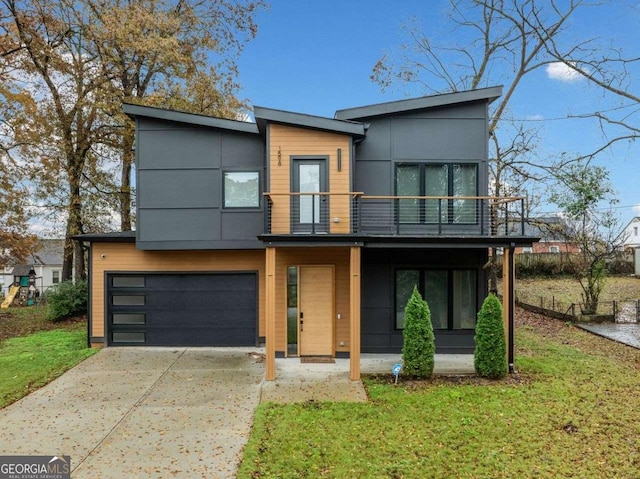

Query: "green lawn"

xmin=239 ymin=313 xmax=640 ymax=478
xmin=0 ymin=308 xmax=97 ymax=408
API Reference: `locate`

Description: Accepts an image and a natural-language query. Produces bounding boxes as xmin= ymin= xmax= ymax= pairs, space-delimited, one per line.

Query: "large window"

xmin=396 ymin=163 xmax=478 ymax=224
xmin=395 ymin=269 xmax=477 ymax=330
xmin=224 ymin=171 xmax=260 ymax=208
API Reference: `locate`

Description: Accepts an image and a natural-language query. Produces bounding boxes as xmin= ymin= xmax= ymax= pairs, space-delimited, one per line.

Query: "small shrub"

xmin=45 ymin=281 xmax=88 ymax=322
xmin=474 ymin=293 xmax=507 ymax=379
xmin=401 ymin=286 xmax=435 ymax=378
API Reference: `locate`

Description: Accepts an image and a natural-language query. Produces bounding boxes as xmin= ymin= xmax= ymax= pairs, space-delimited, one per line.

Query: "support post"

xmin=349 ymin=246 xmax=361 ymax=381
xmin=502 ymin=245 xmax=516 ymax=373
xmin=265 ymin=247 xmax=276 ymax=381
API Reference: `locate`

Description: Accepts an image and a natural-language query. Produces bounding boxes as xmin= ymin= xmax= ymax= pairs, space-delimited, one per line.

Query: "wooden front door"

xmin=299 ymin=265 xmax=334 ymax=356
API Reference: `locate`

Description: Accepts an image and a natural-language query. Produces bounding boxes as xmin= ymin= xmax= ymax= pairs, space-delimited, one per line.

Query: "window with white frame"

xmin=52 ymin=270 xmax=61 ymax=284
xmin=549 ymin=246 xmax=560 ymax=253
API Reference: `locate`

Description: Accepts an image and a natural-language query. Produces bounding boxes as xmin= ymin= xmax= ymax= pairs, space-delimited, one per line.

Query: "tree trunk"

xmin=119 ymin=130 xmax=134 ymax=231
xmin=62 ymin=168 xmax=86 ymax=281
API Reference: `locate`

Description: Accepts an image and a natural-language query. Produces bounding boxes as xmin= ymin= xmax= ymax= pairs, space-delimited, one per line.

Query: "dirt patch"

xmin=0 ymin=309 xmax=86 ymax=343
xmin=366 ymin=371 xmax=531 ymax=389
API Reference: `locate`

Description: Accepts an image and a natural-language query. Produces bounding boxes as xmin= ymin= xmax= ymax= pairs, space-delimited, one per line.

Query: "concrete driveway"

xmin=0 ymin=347 xmax=264 ymax=479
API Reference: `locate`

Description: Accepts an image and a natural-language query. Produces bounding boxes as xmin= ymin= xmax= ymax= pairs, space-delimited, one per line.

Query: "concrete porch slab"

xmin=260 ymin=354 xmax=475 ymax=404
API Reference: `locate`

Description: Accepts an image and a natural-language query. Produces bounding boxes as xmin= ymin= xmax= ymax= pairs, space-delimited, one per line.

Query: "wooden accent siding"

xmin=265 ymin=247 xmax=276 ymax=380
xmin=268 ymin=123 xmax=352 ymax=234
xmin=90 ymin=243 xmax=265 ymax=341
xmin=349 ymin=247 xmax=361 ymax=380
xmin=273 ymin=247 xmax=351 ymax=355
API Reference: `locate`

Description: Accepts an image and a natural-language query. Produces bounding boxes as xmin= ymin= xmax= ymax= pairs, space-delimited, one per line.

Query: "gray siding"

xmin=361 ymin=248 xmax=489 ymax=354
xmin=135 ymin=118 xmax=265 ymax=250
xmin=354 ymin=102 xmax=489 ymax=197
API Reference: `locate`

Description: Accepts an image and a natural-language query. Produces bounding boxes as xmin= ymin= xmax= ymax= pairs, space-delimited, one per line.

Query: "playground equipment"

xmin=1 ymin=267 xmax=41 ymax=308
xmin=1 ymin=285 xmax=20 ymax=309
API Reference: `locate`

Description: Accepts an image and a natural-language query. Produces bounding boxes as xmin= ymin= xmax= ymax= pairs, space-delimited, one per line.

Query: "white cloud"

xmin=526 ymin=114 xmax=544 ymax=121
xmin=633 ymin=204 xmax=640 ymax=215
xmin=546 ymin=62 xmax=582 ymax=83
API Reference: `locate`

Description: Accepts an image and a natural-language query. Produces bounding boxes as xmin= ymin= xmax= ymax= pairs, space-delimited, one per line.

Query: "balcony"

xmin=264 ymin=193 xmax=527 ymax=237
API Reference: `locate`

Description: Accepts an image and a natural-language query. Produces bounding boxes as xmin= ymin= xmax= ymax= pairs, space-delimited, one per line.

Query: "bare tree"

xmin=371 ymin=0 xmax=637 ymax=289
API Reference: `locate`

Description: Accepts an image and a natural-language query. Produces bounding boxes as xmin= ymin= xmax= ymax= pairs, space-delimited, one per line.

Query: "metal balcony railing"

xmin=264 ymin=192 xmax=527 ymax=237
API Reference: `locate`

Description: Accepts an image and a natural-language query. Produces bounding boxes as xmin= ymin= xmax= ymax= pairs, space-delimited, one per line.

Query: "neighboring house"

xmin=621 ymin=216 xmax=640 ymax=252
xmin=77 ymin=86 xmax=537 ymax=380
xmin=514 ymin=217 xmax=580 ymax=254
xmin=1 ymin=240 xmax=63 ymax=295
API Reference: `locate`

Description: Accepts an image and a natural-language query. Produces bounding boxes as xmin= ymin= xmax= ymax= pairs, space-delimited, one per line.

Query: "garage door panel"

xmin=144 ymin=291 xmax=255 ymax=311
xmin=146 ymin=326 xmax=255 ymax=347
xmin=144 ymin=274 xmax=255 ymax=292
xmin=107 ymin=273 xmax=257 ymax=346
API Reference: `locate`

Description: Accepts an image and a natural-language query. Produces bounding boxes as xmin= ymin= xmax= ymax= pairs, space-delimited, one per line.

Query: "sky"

xmin=235 ymin=0 xmax=640 ymax=227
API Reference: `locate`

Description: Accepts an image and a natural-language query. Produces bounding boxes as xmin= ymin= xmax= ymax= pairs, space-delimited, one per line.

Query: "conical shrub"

xmin=474 ymin=293 xmax=507 ymax=379
xmin=401 ymin=286 xmax=435 ymax=378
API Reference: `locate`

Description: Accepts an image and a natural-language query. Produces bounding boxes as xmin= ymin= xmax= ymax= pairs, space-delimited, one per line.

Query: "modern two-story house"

xmin=78 ymin=86 xmax=537 ymax=380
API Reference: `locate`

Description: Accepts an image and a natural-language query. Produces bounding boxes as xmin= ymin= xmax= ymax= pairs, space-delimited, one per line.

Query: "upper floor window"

xmin=224 ymin=171 xmax=260 ymax=208
xmin=549 ymin=246 xmax=560 ymax=254
xmin=52 ymin=270 xmax=60 ymax=284
xmin=396 ymin=163 xmax=478 ymax=224
xmin=634 ymin=226 xmax=638 ymax=236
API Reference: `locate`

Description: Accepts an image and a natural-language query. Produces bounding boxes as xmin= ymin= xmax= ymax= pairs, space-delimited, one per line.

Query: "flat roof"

xmin=334 ymin=86 xmax=502 ymax=120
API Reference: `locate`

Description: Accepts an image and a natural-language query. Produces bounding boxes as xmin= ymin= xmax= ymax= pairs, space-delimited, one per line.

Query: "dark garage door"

xmin=107 ymin=273 xmax=257 ymax=346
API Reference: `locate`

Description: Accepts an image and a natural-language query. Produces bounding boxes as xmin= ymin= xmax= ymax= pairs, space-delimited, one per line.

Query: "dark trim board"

xmin=104 ymin=271 xmax=258 ymax=347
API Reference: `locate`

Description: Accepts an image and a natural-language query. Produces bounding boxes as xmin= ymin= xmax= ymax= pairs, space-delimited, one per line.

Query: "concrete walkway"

xmin=577 ymin=323 xmax=640 ymax=349
xmin=0 ymin=349 xmax=473 ymax=478
xmin=260 ymin=354 xmax=475 ymax=403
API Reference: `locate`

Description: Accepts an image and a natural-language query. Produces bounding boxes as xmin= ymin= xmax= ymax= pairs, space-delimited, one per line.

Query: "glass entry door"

xmin=292 ymin=158 xmax=328 ymax=233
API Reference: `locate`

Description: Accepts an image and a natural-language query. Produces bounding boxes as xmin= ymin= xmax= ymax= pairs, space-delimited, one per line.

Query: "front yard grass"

xmin=0 ymin=306 xmax=96 ymax=408
xmin=238 ymin=309 xmax=640 ymax=478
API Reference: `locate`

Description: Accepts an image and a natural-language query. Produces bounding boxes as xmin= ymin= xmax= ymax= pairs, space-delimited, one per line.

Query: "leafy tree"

xmin=474 ymin=294 xmax=507 ymax=379
xmin=0 ymin=0 xmax=264 ymax=279
xmin=548 ymin=161 xmax=625 ymax=314
xmin=402 ymin=286 xmax=435 ymax=378
xmin=0 ymin=184 xmax=37 ymax=267
xmin=82 ymin=0 xmax=262 ymax=230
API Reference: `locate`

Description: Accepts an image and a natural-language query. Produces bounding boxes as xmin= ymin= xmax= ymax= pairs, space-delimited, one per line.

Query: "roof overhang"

xmin=253 ymin=106 xmax=366 ymax=138
xmin=122 ymin=103 xmax=259 ymax=134
xmin=74 ymin=231 xmax=136 ymax=243
xmin=259 ymin=234 xmax=539 ymax=249
xmin=334 ymin=86 xmax=503 ymax=120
